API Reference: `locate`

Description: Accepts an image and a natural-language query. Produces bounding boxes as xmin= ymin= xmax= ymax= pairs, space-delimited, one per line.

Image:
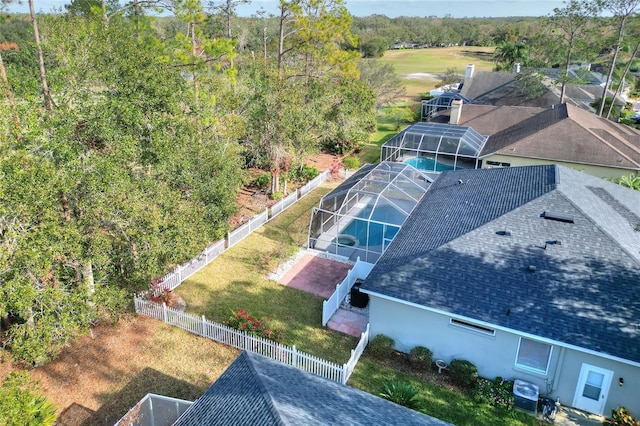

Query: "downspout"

xmin=550 ymin=346 xmax=566 ymax=398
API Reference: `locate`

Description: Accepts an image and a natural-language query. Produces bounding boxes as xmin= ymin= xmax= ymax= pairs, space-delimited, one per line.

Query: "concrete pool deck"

xmin=277 ymin=253 xmax=353 ymax=299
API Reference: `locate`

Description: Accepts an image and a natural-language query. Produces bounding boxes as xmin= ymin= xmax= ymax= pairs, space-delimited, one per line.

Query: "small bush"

xmin=290 ymin=164 xmax=319 ymax=183
xmin=0 ymin=372 xmax=57 ymax=426
xmin=342 ymin=155 xmax=361 ymax=171
xmin=610 ymin=406 xmax=640 ymax=426
xmin=379 ymin=381 xmax=421 ymax=409
xmin=254 ymin=173 xmax=270 ymax=189
xmin=448 ymin=359 xmax=479 ymax=390
xmin=475 ymin=377 xmax=514 ymax=410
xmin=270 ymin=191 xmax=283 ymax=200
xmin=150 ymin=289 xmax=182 ymax=308
xmin=408 ymin=346 xmax=433 ymax=371
xmin=367 ymin=334 xmax=395 ymax=359
xmin=226 ymin=309 xmax=283 ymax=342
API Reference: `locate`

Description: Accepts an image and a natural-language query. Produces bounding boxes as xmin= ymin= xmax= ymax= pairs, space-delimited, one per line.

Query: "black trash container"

xmin=350 ymin=279 xmax=369 ymax=308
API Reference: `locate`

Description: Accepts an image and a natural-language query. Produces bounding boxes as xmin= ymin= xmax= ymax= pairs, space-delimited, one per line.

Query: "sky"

xmin=6 ymin=0 xmax=567 ymax=18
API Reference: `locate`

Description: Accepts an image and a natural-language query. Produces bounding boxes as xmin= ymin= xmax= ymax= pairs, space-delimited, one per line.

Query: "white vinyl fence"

xmin=228 ymin=209 xmax=269 ymax=248
xmin=151 ymin=170 xmax=330 ymax=295
xmin=322 ymin=259 xmax=375 ymax=326
xmin=270 ymin=191 xmax=298 ymax=219
xmin=134 ymin=297 xmax=369 ymax=385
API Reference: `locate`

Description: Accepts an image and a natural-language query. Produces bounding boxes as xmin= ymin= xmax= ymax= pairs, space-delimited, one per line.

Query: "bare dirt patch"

xmin=1 ymin=316 xmax=238 ymax=425
xmin=229 ymin=153 xmax=343 ymax=228
xmin=404 ymin=72 xmax=439 ymax=80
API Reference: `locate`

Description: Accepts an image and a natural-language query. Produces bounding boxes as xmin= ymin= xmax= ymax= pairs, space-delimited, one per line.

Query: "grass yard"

xmin=177 ymin=184 xmax=358 ymax=364
xmin=349 ymin=357 xmax=544 ymax=426
xmin=359 ymin=113 xmax=404 ymax=164
xmin=380 ymin=46 xmax=496 ymax=101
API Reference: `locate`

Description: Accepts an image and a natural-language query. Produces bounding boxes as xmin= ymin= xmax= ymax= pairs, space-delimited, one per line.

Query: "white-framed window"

xmin=515 ymin=337 xmax=552 ymax=374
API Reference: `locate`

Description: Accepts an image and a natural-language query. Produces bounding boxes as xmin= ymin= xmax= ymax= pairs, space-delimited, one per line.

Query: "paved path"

xmin=277 ymin=254 xmax=352 ymax=299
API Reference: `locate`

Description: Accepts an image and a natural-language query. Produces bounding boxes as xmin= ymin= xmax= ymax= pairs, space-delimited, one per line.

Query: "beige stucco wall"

xmin=481 ymin=154 xmax=639 ymax=180
xmin=368 ymin=295 xmax=640 ymax=417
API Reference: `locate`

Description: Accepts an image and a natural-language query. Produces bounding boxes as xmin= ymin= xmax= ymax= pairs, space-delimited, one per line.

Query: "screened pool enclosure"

xmin=308 ymin=162 xmax=432 ymax=263
xmin=380 ymin=122 xmax=488 ymax=173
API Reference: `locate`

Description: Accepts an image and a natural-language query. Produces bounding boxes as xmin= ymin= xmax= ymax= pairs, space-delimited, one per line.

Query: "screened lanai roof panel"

xmin=382 ymin=123 xmax=489 ymax=158
xmin=314 ymin=161 xmax=432 ymax=224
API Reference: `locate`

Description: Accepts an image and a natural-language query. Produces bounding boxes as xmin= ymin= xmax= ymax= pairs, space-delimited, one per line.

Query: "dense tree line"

xmin=0 ymin=0 xmax=375 ymax=364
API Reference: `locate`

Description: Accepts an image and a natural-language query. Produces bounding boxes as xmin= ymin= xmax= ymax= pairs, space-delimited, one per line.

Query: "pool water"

xmin=354 ymin=205 xmax=405 ymax=224
xmin=340 ymin=219 xmax=399 ymax=248
xmin=405 ymin=157 xmax=456 ymax=172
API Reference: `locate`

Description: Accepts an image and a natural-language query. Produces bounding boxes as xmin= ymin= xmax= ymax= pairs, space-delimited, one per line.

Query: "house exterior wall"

xmin=369 ymin=295 xmax=640 ymax=417
xmin=481 ymin=154 xmax=639 ymax=180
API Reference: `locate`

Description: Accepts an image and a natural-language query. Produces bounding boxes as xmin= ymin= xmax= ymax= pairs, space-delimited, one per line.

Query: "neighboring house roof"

xmin=174 ymin=351 xmax=450 ymax=426
xmin=461 ymin=71 xmax=560 ymax=108
xmin=459 ymin=70 xmax=624 ymax=109
xmin=361 ymin=165 xmax=640 ymax=364
xmin=450 ymin=103 xmax=640 ymax=171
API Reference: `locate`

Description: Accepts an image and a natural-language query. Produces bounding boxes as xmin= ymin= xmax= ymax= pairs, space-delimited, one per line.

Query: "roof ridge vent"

xmin=541 ymin=211 xmax=574 ymax=223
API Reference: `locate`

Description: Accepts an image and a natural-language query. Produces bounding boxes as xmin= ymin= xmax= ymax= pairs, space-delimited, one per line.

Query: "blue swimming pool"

xmin=339 ymin=219 xmax=399 ymax=248
xmin=405 ymin=157 xmax=456 ymax=172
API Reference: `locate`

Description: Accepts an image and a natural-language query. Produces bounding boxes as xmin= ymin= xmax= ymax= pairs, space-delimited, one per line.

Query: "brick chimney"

xmin=450 ymin=99 xmax=463 ymax=125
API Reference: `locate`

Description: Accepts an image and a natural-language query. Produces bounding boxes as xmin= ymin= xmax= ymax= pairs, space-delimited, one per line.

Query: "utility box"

xmin=350 ymin=279 xmax=369 ymax=308
xmin=513 ymin=379 xmax=539 ymax=415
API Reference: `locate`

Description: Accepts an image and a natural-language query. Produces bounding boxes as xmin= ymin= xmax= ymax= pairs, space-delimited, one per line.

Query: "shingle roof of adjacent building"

xmin=361 ymin=165 xmax=640 ymax=364
xmin=460 ymin=71 xmax=561 ymax=107
xmin=174 ymin=351 xmax=451 ymax=426
xmin=459 ymin=70 xmax=624 ymax=109
xmin=449 ymin=103 xmax=640 ymax=171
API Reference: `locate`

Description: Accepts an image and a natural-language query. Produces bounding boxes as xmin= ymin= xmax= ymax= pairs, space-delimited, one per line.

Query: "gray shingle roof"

xmin=362 ymin=165 xmax=640 ymax=364
xmin=447 ymin=103 xmax=640 ymax=170
xmin=175 ymin=352 xmax=451 ymax=426
xmin=459 ymin=70 xmax=624 ymax=108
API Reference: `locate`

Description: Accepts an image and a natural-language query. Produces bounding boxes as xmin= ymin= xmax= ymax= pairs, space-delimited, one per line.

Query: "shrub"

xmin=408 ymin=346 xmax=433 ymax=371
xmin=379 ymin=381 xmax=421 ymax=409
xmin=290 ymin=164 xmax=319 ymax=183
xmin=226 ymin=309 xmax=282 ymax=342
xmin=448 ymin=359 xmax=479 ymax=390
xmin=270 ymin=191 xmax=283 ymax=200
xmin=611 ymin=407 xmax=640 ymax=426
xmin=94 ymin=285 xmax=130 ymax=323
xmin=367 ymin=334 xmax=395 ymax=359
xmin=475 ymin=377 xmax=514 ymax=410
xmin=0 ymin=372 xmax=57 ymax=426
xmin=342 ymin=155 xmax=361 ymax=172
xmin=150 ymin=289 xmax=181 ymax=308
xmin=254 ymin=173 xmax=270 ymax=189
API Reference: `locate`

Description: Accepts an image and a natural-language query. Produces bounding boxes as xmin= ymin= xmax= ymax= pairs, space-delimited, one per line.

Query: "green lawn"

xmin=177 ymin=185 xmax=358 ymax=364
xmin=380 ymin=46 xmax=496 ymax=101
xmin=349 ymin=357 xmax=544 ymax=426
xmin=380 ymin=46 xmax=496 ymax=76
xmin=359 ymin=112 xmax=404 ymax=164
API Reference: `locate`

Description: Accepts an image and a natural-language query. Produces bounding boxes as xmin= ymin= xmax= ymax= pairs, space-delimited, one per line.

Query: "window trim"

xmin=449 ymin=318 xmax=496 ymax=336
xmin=515 ymin=337 xmax=553 ymax=375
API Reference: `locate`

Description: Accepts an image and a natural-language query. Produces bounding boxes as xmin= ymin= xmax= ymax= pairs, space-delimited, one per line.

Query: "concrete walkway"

xmin=551 ymin=406 xmax=605 ymax=426
xmin=326 ymin=308 xmax=369 ymax=337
